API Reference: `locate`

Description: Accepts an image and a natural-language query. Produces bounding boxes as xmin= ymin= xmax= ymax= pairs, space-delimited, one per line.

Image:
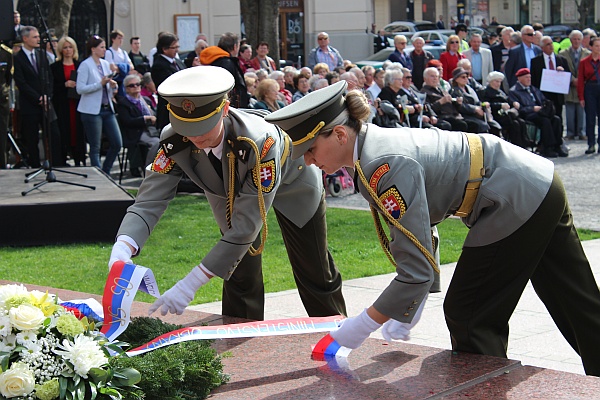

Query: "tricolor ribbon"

xmin=100 ymin=261 xmax=160 ymax=342
xmin=311 ymin=333 xmax=351 ymax=361
xmin=95 ymin=262 xmax=350 ymax=358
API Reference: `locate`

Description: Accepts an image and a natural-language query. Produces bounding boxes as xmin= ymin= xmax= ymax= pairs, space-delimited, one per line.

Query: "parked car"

xmin=355 ymin=43 xmax=445 ymax=69
xmin=410 ymin=30 xmax=451 ymax=44
xmin=383 ymin=20 xmax=438 ymax=36
xmin=544 ymin=25 xmax=574 ymax=40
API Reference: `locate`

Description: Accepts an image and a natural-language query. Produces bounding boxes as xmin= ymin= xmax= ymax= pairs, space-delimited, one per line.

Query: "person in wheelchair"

xmin=508 ymin=68 xmax=567 ymax=158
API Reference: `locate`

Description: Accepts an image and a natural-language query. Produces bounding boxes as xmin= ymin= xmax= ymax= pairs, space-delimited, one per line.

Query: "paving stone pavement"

xmin=189 ymin=138 xmax=600 ymax=377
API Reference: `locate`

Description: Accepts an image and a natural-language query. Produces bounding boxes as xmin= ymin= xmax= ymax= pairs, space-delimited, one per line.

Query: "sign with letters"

xmin=540 ymin=69 xmax=571 ymax=94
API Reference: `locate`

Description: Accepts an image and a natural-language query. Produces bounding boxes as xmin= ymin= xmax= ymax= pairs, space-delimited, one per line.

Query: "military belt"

xmin=454 ymin=133 xmax=484 ymax=218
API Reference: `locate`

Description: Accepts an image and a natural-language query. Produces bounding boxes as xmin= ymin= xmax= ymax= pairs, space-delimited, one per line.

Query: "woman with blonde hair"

xmin=51 ymin=36 xmax=85 ymax=166
xmin=252 ymin=78 xmax=285 ymax=111
xmin=439 ymin=35 xmax=465 ymax=81
xmin=313 ymin=62 xmax=330 ymax=77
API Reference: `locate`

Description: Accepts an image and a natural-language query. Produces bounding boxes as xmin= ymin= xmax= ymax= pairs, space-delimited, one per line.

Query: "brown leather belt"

xmin=454 ymin=133 xmax=485 ymax=218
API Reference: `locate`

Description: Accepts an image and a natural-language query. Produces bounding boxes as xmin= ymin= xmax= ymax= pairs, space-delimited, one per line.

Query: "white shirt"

xmin=544 ymin=53 xmax=557 ymax=69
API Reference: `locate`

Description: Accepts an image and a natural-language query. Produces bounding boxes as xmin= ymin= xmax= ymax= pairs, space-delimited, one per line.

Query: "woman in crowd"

xmin=292 ymin=72 xmax=311 ymax=102
xmin=578 ymin=36 xmax=600 ymax=154
xmin=244 ymin=75 xmax=258 ymax=108
xmin=313 ymin=62 xmax=330 ymax=78
xmin=270 ymin=70 xmax=293 ymax=105
xmin=51 ymin=36 xmax=85 ymax=166
xmin=439 ymin=35 xmax=465 ymax=81
xmin=140 ymin=72 xmax=158 ymax=112
xmin=264 ymin=81 xmax=600 ymax=378
xmin=76 ymin=35 xmax=122 ymax=174
xmin=481 ymin=71 xmax=529 ymax=147
xmin=253 ymin=78 xmax=285 ymax=112
xmin=238 ymin=44 xmax=254 ymax=74
xmin=115 ymin=74 xmax=160 ymax=175
xmin=449 ymin=67 xmax=493 ymax=134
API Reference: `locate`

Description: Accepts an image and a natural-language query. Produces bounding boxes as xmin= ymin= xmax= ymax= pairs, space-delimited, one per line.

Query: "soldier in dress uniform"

xmin=108 ymin=66 xmax=346 ymax=320
xmin=265 ymin=81 xmax=600 ymax=377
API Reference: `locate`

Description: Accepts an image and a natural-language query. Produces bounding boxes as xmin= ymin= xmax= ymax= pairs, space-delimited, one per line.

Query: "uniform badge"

xmin=151 ymin=149 xmax=175 ymax=174
xmin=261 ymin=137 xmax=275 ymax=160
xmin=378 ymin=186 xmax=406 ymax=220
xmin=181 ymin=99 xmax=196 ymax=114
xmin=254 ymin=159 xmax=276 ymax=192
xmin=370 ymin=163 xmax=390 ymax=191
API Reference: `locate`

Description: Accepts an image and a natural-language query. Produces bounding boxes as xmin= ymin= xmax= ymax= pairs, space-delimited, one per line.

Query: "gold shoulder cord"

xmin=354 ymin=160 xmax=440 ymax=274
xmin=225 ymin=137 xmax=268 ymax=256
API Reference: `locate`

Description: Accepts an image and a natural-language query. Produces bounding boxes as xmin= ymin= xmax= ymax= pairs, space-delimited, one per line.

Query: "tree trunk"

xmin=575 ymin=0 xmax=592 ymax=29
xmin=240 ymin=0 xmax=280 ymax=68
xmin=48 ymin=0 xmax=75 ymax=39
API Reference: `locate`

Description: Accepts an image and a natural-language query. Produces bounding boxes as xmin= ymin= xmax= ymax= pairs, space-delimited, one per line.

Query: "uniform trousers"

xmin=221 ymin=192 xmax=347 ymax=321
xmin=525 ymin=113 xmax=563 ymax=149
xmin=444 ymin=172 xmax=600 ymax=376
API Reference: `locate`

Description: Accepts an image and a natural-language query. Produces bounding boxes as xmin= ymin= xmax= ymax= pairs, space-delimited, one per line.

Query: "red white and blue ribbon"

xmin=100 ymin=261 xmax=160 ymax=342
xmin=127 ymin=315 xmax=345 ymax=356
xmin=69 ymin=262 xmax=350 ymax=358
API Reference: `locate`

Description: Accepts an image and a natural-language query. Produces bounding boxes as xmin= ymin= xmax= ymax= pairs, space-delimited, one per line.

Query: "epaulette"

xmin=159 ymin=133 xmax=192 ymax=157
xmin=226 ymin=132 xmax=252 ymax=163
xmin=0 ymin=44 xmax=12 ymax=54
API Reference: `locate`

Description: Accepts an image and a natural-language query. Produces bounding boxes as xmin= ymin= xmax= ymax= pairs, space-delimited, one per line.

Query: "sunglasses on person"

xmin=449 ymin=41 xmax=459 ymax=44
xmin=126 ymin=83 xmax=142 ymax=88
xmin=404 ymin=76 xmax=413 ymax=79
xmin=523 ymin=33 xmax=535 ymax=36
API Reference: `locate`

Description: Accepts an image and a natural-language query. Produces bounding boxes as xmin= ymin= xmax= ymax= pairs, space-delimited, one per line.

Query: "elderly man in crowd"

xmin=463 ymin=34 xmax=493 ymax=84
xmin=184 ymin=39 xmax=208 ymax=68
xmin=491 ymin=26 xmax=515 ymax=72
xmin=509 ymin=68 xmax=566 ymax=158
xmin=420 ymin=67 xmax=468 ymax=131
xmin=307 ymin=32 xmax=343 ymax=70
xmin=504 ymin=25 xmax=542 ymax=87
xmin=409 ymin=37 xmax=434 ymax=89
xmin=531 ymin=35 xmax=570 ymax=124
xmin=559 ymin=30 xmax=590 ymax=140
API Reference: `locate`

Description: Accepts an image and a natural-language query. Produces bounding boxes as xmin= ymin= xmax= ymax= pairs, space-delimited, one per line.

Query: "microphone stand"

xmin=22 ymin=0 xmax=95 ymax=195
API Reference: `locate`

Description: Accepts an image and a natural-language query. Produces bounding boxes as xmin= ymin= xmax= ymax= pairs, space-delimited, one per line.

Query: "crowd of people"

xmin=2 ymin=12 xmax=599 ymax=171
xmin=367 ymin=22 xmax=600 ymax=158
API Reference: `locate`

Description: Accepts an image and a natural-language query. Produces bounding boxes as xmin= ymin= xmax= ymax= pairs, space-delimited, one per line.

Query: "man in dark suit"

xmin=531 ymin=35 xmax=570 ymax=122
xmin=13 ymin=26 xmax=61 ymax=168
xmin=151 ymin=32 xmax=185 ymax=131
xmin=373 ymin=30 xmax=389 ymax=53
xmin=12 ymin=11 xmax=23 ymax=44
xmin=491 ymin=26 xmax=514 ymax=72
xmin=508 ymin=68 xmax=566 ymax=158
xmin=504 ymin=25 xmax=542 ymax=87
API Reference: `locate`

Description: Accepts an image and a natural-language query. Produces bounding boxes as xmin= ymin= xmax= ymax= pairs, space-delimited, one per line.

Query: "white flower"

xmin=53 ymin=334 xmax=108 ymax=378
xmin=9 ymin=304 xmax=46 ymax=331
xmin=20 ymin=339 xmax=42 ymax=355
xmin=16 ymin=330 xmax=38 ymax=345
xmin=0 ymin=285 xmax=28 ymax=309
xmin=0 ymin=315 xmax=11 ymax=336
xmin=0 ymin=334 xmax=17 ymax=352
xmin=0 ymin=362 xmax=35 ymax=398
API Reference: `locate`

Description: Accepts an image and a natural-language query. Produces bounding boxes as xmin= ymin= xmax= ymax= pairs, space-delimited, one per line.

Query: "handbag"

xmin=538 ymin=99 xmax=556 ymax=118
xmin=67 ymin=70 xmax=81 ymax=100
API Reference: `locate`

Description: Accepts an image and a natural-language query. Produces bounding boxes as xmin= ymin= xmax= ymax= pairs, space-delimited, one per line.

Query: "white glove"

xmin=382 ymin=294 xmax=427 ymax=342
xmin=108 ymin=241 xmax=133 ymax=269
xmin=148 ymin=267 xmax=211 ymax=316
xmin=330 ymin=309 xmax=382 ymax=349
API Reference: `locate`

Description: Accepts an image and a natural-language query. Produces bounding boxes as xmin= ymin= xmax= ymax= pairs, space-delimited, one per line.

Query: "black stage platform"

xmin=0 ymin=167 xmax=134 ymax=246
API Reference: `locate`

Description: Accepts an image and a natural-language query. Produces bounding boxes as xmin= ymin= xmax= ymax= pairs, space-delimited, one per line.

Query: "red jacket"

xmin=439 ymin=51 xmax=465 ymax=81
xmin=250 ymin=56 xmax=277 ymax=73
xmin=577 ymin=55 xmax=600 ymax=101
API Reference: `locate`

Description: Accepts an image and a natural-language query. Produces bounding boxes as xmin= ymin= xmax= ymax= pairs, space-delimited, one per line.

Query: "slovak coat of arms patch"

xmin=151 ymin=149 xmax=175 ymax=174
xmin=378 ymin=186 xmax=406 ymax=220
xmin=254 ymin=159 xmax=276 ymax=192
